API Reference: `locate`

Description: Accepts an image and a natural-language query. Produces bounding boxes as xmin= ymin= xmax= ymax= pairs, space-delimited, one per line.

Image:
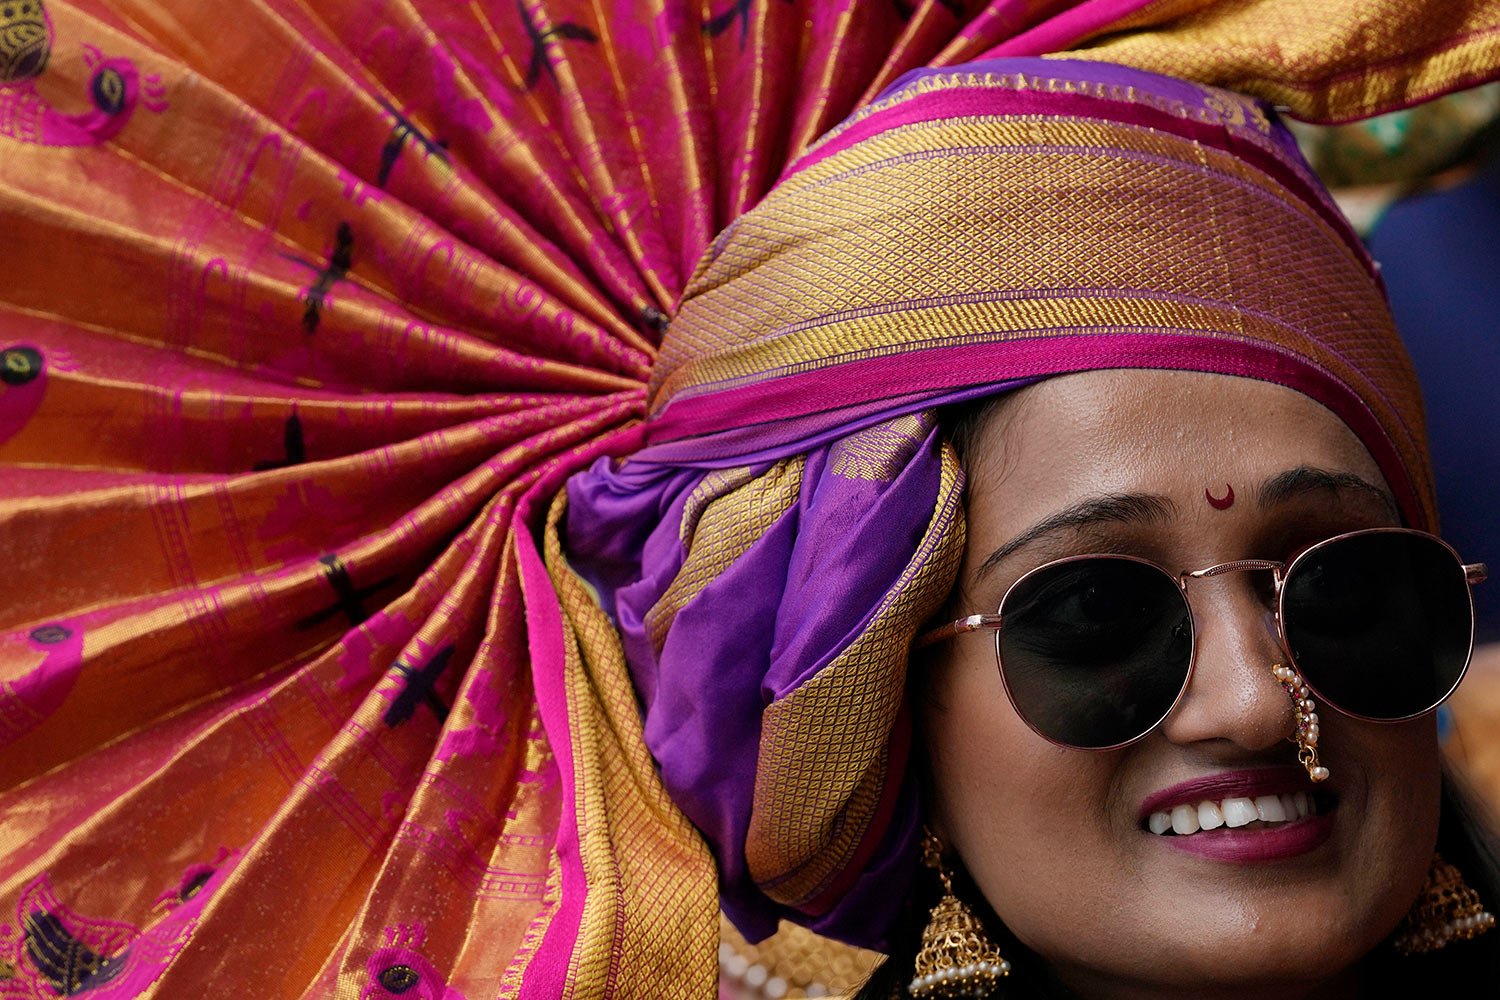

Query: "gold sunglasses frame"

xmin=916 ymin=527 xmax=1488 ymax=751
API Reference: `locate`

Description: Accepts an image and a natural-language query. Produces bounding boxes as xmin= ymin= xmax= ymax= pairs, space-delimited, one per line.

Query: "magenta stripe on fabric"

xmin=514 ymin=528 xmax=581 ymax=993
xmin=517 ymin=420 xmax=646 ymax=992
xmin=632 ymin=380 xmax=1035 ymax=467
xmin=643 ymin=334 xmax=1424 ymax=530
xmin=977 ymin=0 xmax=1162 ymax=57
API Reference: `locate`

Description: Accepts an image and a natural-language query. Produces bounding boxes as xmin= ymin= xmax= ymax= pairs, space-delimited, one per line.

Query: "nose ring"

xmin=1272 ymin=663 xmax=1330 ymax=782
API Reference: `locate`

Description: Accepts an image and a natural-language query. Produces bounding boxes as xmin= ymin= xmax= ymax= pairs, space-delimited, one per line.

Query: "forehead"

xmin=963 ymin=368 xmax=1388 ymax=521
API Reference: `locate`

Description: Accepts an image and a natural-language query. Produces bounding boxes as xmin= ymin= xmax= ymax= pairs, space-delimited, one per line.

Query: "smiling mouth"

xmin=1143 ymin=790 xmax=1338 ymax=836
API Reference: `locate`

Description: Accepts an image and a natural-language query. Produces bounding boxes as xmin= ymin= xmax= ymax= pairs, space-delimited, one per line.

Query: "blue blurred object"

xmin=1366 ymin=147 xmax=1500 ymax=644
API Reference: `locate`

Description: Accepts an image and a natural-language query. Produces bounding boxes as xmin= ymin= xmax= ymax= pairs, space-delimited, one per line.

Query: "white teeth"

xmin=1171 ymin=805 xmax=1200 ymax=835
xmin=1148 ymin=791 xmax=1325 ymax=836
xmin=1255 ymin=795 xmax=1287 ymax=823
xmin=1221 ymin=797 xmax=1258 ymax=828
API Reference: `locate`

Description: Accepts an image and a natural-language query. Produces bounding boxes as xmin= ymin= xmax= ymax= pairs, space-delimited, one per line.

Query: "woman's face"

xmin=923 ymin=369 xmax=1440 ymax=1000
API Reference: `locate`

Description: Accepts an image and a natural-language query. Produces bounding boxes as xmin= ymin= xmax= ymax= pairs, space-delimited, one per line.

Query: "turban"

xmin=561 ymin=55 xmax=1442 ymax=948
xmin=2 ymin=1 xmax=1499 ymax=997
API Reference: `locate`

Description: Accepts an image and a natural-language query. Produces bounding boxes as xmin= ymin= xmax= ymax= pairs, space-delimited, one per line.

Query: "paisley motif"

xmin=0 ymin=0 xmax=49 ymax=84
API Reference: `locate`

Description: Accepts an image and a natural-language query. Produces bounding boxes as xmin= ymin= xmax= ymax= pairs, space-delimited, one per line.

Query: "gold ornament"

xmin=717 ymin=913 xmax=881 ymax=998
xmin=908 ymin=833 xmax=1009 ymax=998
xmin=1272 ymin=663 xmax=1330 ymax=782
xmin=1393 ymin=852 xmax=1496 ymax=955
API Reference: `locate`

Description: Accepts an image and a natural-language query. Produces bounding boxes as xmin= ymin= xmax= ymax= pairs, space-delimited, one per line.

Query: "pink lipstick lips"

xmin=1139 ymin=765 xmax=1335 ymax=863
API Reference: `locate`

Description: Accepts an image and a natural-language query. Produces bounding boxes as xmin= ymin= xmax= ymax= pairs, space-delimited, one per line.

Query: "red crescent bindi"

xmin=1206 ymin=483 xmax=1235 ymax=510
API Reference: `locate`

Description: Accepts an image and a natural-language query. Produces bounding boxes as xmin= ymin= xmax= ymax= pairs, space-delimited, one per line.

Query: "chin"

xmin=1054 ymin=941 xmax=1368 ymax=1000
xmin=1032 ymin=885 xmax=1410 ymax=1000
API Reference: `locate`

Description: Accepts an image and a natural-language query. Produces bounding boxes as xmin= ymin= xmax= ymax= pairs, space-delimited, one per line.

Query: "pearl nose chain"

xmin=1272 ymin=663 xmax=1330 ymax=782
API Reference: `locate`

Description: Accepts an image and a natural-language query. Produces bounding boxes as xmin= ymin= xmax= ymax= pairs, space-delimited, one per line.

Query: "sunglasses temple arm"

xmin=1467 ymin=563 xmax=1489 ymax=586
xmin=915 ymin=614 xmax=1004 ymax=649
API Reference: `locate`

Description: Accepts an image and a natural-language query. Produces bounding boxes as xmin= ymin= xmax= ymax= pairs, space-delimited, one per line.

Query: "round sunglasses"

xmin=919 ymin=527 xmax=1487 ymax=751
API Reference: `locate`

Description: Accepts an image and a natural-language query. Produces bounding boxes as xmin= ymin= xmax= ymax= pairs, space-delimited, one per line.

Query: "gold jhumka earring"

xmin=908 ymin=832 xmax=1009 ymax=998
xmin=1271 ymin=662 xmax=1330 ymax=782
xmin=1393 ymin=852 xmax=1497 ymax=955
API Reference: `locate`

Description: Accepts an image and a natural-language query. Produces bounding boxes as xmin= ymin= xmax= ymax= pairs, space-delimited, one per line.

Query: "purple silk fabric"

xmin=634 ymin=379 xmax=1037 ymax=468
xmin=567 ymin=415 xmax=956 ymax=944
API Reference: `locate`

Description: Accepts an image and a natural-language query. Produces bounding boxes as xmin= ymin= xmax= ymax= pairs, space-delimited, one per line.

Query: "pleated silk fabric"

xmin=3 ymin=2 xmax=1500 ymax=997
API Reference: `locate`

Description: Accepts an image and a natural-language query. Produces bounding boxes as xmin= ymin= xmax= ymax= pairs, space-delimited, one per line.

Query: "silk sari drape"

xmin=4 ymin=2 xmax=1500 ymax=996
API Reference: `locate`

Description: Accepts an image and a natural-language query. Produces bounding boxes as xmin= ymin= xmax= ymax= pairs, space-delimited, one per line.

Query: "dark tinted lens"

xmin=999 ymin=558 xmax=1192 ymax=749
xmin=1281 ymin=531 xmax=1473 ymax=719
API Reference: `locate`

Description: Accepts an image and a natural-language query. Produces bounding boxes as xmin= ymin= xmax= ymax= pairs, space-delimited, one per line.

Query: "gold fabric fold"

xmin=1073 ymin=0 xmax=1500 ymax=123
xmin=541 ymin=492 xmax=721 ymax=996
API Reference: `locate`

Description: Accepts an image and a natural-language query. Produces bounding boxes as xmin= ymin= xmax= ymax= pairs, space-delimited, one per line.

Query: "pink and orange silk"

xmin=2 ymin=1 xmax=1499 ymax=997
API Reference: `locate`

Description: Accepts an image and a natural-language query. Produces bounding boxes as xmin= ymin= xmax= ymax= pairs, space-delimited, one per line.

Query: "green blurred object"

xmin=1291 ymin=84 xmax=1500 ymax=234
xmin=1291 ymin=83 xmax=1500 ymax=188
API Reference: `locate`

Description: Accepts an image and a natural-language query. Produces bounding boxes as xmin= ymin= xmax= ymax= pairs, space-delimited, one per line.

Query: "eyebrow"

xmin=1255 ymin=466 xmax=1399 ymax=520
xmin=976 ymin=492 xmax=1176 ymax=580
xmin=974 ymin=466 xmax=1399 ymax=582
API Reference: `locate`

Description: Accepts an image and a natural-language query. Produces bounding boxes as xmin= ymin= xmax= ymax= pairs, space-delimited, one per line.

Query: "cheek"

xmin=1346 ymin=716 xmax=1442 ymax=917
xmin=921 ymin=652 xmax=1124 ymax=948
xmin=1345 ymin=713 xmax=1440 ymax=837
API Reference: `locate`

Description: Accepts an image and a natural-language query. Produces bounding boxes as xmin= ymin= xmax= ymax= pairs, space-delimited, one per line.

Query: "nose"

xmin=1156 ymin=575 xmax=1296 ymax=752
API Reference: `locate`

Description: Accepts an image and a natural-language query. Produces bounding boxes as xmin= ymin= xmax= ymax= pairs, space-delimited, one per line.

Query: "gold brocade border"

xmin=542 ymin=493 xmax=721 ymax=998
xmin=781 ymin=111 xmax=1289 ymax=197
xmin=666 ymin=300 xmax=1266 ymax=399
xmin=747 ymin=443 xmax=965 ymax=906
xmin=680 ymin=466 xmax=765 ymax=544
xmin=718 ymin=914 xmax=884 ymax=999
xmin=676 ymin=113 xmax=1337 ymax=313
